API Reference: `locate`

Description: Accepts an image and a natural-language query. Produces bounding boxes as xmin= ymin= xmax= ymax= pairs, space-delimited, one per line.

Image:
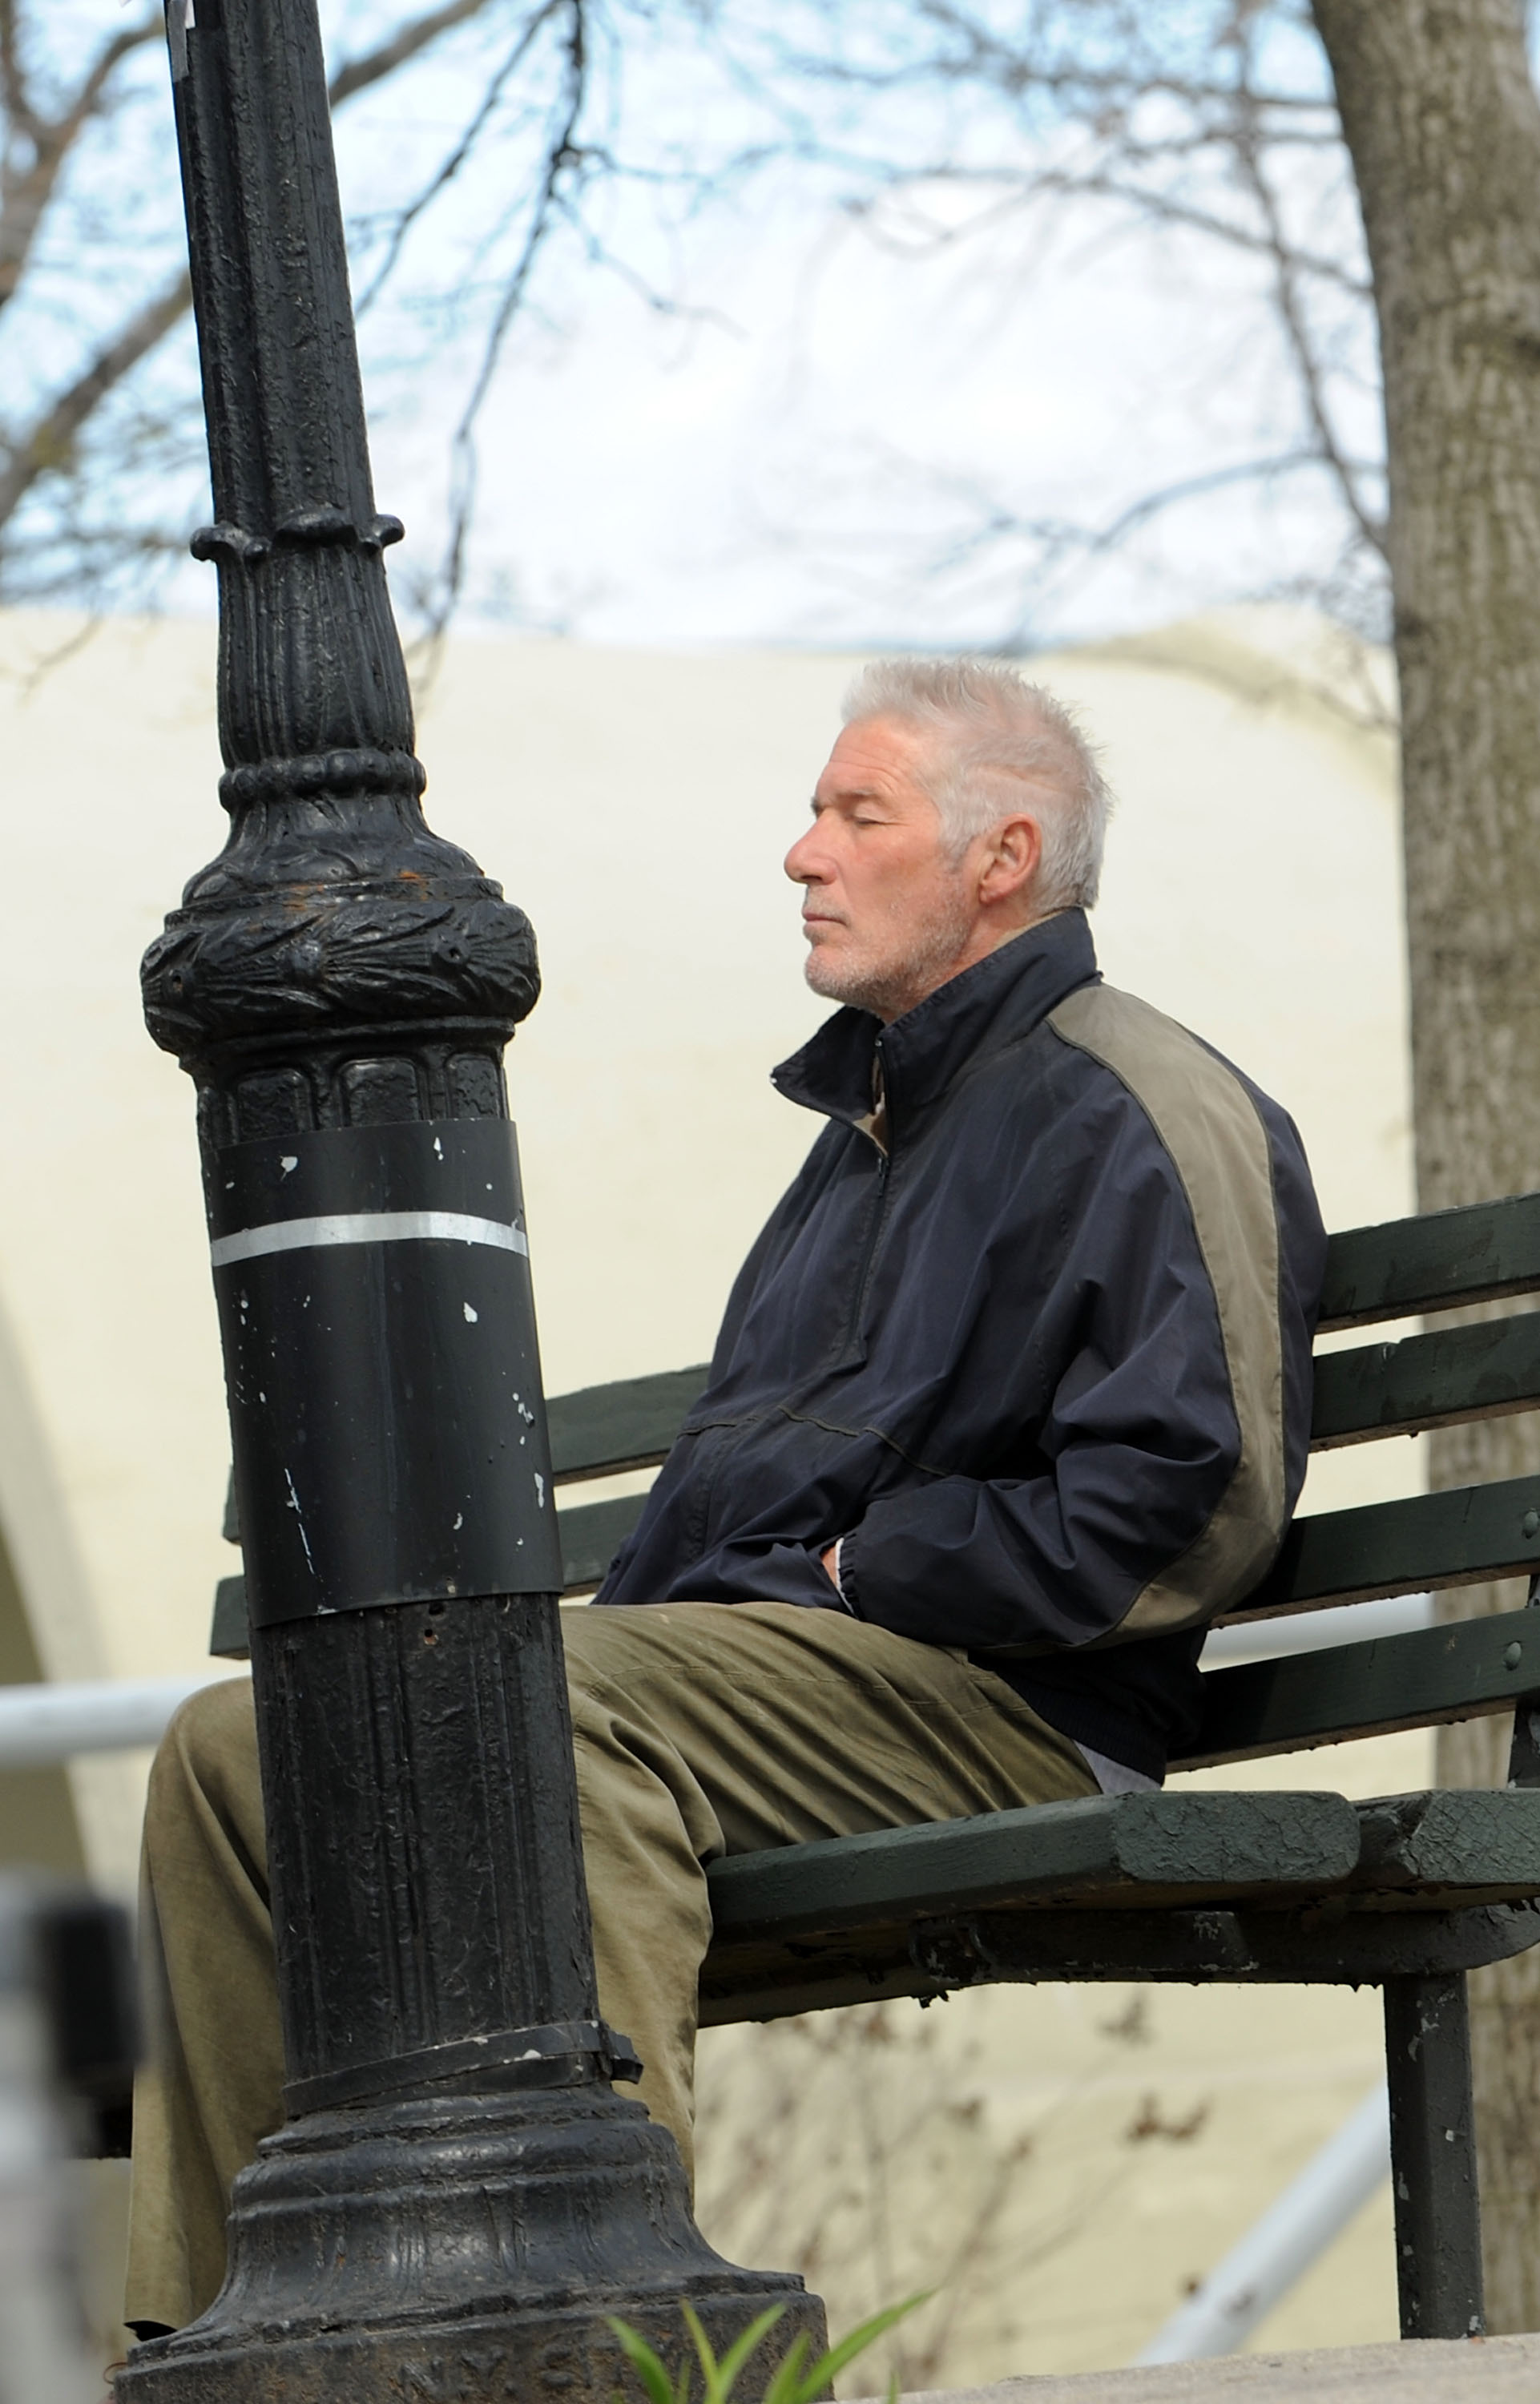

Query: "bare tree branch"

xmin=329 ymin=0 xmax=509 ymax=109
xmin=64 ymin=11 xmax=163 ymax=133
xmin=0 ymin=0 xmax=38 ymax=143
xmin=704 ymin=0 xmax=1383 ymax=640
xmin=0 ymin=10 xmax=159 ymax=313
xmin=837 ymin=160 xmax=1369 ymax=299
xmin=422 ymin=0 xmax=590 ymax=639
xmin=355 ymin=2 xmax=566 ymax=313
xmin=1228 ymin=30 xmax=1385 ymax=553
xmin=0 ymin=268 xmax=191 ymax=531
xmin=0 ymin=0 xmax=1390 ymax=649
xmin=0 ymin=0 xmax=521 ymax=555
xmin=760 ymin=0 xmax=1336 ymax=124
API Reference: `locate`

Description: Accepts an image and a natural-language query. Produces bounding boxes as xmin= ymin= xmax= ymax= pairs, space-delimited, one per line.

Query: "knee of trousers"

xmin=560 ymin=1611 xmax=726 ymax=1886
xmin=560 ymin=1607 xmax=687 ymax=1789
xmin=146 ymin=1676 xmax=265 ymax=1877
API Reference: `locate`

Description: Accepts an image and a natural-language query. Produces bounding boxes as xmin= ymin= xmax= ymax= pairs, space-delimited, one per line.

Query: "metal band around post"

xmin=209 ymin=1117 xmax=564 ymax=1626
xmin=284 ymin=2019 xmax=644 ymax=2117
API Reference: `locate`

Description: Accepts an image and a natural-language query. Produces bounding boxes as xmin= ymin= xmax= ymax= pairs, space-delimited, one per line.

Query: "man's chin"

xmin=804 ymin=951 xmax=889 ymax=1014
xmin=804 ymin=951 xmax=860 ymax=1002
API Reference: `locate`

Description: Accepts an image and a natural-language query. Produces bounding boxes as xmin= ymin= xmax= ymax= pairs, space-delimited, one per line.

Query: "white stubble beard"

xmin=802 ymin=884 xmax=976 ymax=1023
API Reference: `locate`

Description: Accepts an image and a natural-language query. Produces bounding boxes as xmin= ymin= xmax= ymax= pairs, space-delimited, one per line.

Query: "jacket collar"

xmin=772 ymin=908 xmax=1099 ymax=1141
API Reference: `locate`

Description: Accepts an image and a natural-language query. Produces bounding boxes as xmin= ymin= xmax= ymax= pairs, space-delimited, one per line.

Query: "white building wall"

xmin=0 ymin=602 xmax=1421 ymax=2369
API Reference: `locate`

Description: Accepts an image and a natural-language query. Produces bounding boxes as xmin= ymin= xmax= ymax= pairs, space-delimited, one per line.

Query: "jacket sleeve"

xmin=837 ymin=1095 xmax=1312 ymax=1656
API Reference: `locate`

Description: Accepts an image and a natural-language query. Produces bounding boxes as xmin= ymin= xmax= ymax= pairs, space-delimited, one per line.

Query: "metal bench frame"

xmin=212 ymin=1190 xmax=1540 ymax=2341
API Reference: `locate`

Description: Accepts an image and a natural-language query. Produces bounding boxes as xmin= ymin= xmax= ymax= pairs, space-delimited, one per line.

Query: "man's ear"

xmin=978 ymin=812 xmax=1043 ymax=906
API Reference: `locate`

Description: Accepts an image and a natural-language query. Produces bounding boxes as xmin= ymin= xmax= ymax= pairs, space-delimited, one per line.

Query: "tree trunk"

xmin=1312 ymin=0 xmax=1540 ymax=2330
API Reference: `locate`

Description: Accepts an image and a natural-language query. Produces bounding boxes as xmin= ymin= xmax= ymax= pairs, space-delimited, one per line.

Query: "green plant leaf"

xmin=700 ymin=2301 xmax=789 ymax=2404
xmin=760 ymin=2329 xmax=813 ymax=2404
xmin=681 ymin=2302 xmax=720 ymax=2402
xmin=607 ymin=2317 xmax=681 ymax=2404
xmin=611 ymin=2293 xmax=928 ymax=2404
xmin=791 ymin=2292 xmax=933 ymax=2402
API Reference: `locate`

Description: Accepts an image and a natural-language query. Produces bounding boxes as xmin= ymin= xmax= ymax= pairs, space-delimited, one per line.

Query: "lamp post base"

xmin=115 ymin=2084 xmax=824 ymax=2404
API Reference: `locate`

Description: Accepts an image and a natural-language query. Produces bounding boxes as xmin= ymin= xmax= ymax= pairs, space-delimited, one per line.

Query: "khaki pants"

xmin=126 ymin=1599 xmax=1096 ymax=2332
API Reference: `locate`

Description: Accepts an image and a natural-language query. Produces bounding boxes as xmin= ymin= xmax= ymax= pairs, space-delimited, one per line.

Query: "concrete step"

xmin=875 ymin=2335 xmax=1540 ymax=2403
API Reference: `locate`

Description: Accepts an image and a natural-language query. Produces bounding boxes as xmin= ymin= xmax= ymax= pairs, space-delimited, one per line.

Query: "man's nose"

xmin=784 ymin=825 xmax=826 ymax=884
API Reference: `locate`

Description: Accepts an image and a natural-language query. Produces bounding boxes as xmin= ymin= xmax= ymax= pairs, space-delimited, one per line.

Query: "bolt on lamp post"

xmin=117 ymin=2 xmax=825 ymax=2397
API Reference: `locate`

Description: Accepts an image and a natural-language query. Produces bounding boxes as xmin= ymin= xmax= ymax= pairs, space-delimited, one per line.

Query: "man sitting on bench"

xmin=127 ymin=655 xmax=1327 ymax=2335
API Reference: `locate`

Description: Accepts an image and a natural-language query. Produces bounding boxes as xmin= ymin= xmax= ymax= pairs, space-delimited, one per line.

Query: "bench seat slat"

xmin=699 ymin=1791 xmax=1540 ymax=2027
xmin=547 ymin=1365 xmax=708 ymax=1486
xmin=699 ymin=1897 xmax=1540 ymax=2027
xmin=705 ymin=1790 xmax=1361 ymax=1942
xmin=1310 ymin=1310 xmax=1540 ymax=1448
xmin=1180 ymin=1607 xmax=1540 ymax=1768
xmin=1320 ymin=1193 xmax=1540 ymax=1330
xmin=1353 ymin=1789 xmax=1540 ymax=1890
xmin=1235 ymin=1475 xmax=1540 ymax=1617
xmin=706 ymin=1790 xmax=1540 ymax=1943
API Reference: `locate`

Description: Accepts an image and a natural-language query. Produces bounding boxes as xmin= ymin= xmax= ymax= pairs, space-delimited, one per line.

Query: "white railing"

xmin=1200 ymin=1590 xmax=1431 ymax=1664
xmin=0 ymin=1674 xmax=237 ymax=1767
xmin=1134 ymin=2084 xmax=1392 ymax=2362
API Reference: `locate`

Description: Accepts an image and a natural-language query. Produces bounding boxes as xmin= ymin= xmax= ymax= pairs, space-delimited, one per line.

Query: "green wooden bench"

xmin=210 ymin=1190 xmax=1540 ymax=2345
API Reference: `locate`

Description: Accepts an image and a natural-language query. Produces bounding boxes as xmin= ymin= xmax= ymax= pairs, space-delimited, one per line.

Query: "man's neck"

xmin=878 ymin=907 xmax=1067 ymax=1026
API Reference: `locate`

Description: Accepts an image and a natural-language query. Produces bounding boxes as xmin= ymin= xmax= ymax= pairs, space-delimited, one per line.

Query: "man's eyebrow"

xmin=810 ymin=784 xmax=885 ymax=809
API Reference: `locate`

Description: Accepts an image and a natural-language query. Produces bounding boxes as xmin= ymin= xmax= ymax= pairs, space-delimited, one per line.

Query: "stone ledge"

xmin=861 ymin=2334 xmax=1540 ymax=2403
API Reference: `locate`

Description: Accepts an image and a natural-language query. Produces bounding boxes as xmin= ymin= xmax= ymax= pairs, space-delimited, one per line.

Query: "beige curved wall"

xmin=0 ymin=601 xmax=1413 ymax=1890
xmin=0 ymin=601 xmax=1420 ymax=2369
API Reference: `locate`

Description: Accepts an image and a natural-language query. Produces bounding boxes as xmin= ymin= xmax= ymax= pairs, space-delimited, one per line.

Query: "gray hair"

xmin=841 ymin=655 xmax=1114 ymax=910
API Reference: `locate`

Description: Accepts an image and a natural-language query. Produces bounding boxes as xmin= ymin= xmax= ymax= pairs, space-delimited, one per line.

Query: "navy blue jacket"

xmin=595 ymin=910 xmax=1325 ymax=1777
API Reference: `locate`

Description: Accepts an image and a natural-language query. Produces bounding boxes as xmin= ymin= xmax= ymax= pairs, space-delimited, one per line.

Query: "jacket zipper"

xmin=842 ymin=1044 xmax=893 ymax=1349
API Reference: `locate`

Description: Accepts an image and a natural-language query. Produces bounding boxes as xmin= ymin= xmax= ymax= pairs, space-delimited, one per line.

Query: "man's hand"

xmin=820 ymin=1543 xmax=841 ymax=1587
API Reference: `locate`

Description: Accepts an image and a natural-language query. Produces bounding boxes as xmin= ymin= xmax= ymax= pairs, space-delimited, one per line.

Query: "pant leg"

xmin=126 ymin=1603 xmax=1095 ymax=2331
xmin=563 ymin=1601 xmax=1096 ymax=2184
xmin=125 ymin=1676 xmax=276 ymax=2337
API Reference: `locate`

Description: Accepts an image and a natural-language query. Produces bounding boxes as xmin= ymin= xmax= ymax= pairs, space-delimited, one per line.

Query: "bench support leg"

xmin=1383 ymin=1970 xmax=1485 ymax=2338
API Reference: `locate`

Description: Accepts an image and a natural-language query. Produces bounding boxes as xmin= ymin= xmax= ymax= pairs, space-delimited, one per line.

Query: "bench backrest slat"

xmin=546 ymin=1316 xmax=1540 ymax=1486
xmin=1179 ymin=1605 xmax=1540 ymax=1768
xmin=556 ymin=1475 xmax=1540 ymax=1615
xmin=547 ymin=1366 xmax=708 ymax=1486
xmin=558 ymin=1494 xmax=650 ymax=1593
xmin=215 ymin=1196 xmax=1540 ymax=1757
xmin=1311 ymin=1312 xmax=1540 ymax=1449
xmin=1319 ymin=1192 xmax=1540 ymax=1329
xmin=1232 ymin=1474 xmax=1540 ymax=1619
xmin=558 ymin=1475 xmax=1540 ymax=1626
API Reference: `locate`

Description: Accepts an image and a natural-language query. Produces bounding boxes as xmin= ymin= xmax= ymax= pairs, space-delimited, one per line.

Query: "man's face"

xmin=784 ymin=715 xmax=977 ymax=1023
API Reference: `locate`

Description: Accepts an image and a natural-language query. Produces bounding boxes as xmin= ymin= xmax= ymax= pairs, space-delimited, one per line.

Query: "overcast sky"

xmin=313 ymin=3 xmax=1377 ymax=657
xmin=38 ymin=2 xmax=1373 ymax=655
xmin=357 ymin=181 xmax=1364 ymax=652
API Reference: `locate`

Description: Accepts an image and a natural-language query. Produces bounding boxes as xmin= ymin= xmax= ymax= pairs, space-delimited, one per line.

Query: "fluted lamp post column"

xmin=119 ymin=3 xmax=824 ymax=2397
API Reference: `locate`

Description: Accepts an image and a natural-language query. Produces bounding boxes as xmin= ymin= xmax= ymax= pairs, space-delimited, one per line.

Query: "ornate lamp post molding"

xmin=118 ymin=2 xmax=824 ymax=2395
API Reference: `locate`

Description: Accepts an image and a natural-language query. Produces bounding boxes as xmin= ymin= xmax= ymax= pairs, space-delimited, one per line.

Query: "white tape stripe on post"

xmin=210 ymin=1211 xmax=530 ymax=1268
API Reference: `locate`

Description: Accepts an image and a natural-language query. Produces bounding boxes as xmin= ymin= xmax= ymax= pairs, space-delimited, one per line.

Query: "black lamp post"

xmin=117 ymin=2 xmax=824 ymax=2395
